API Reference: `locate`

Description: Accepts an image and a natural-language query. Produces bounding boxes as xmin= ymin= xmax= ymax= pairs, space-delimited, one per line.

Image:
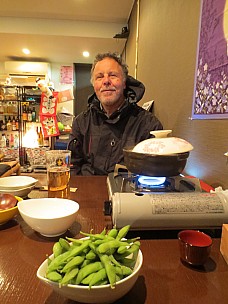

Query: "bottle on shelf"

xmin=12 ymin=116 xmax=16 ymax=131
xmin=6 ymin=116 xmax=13 ymax=131
xmin=6 ymin=134 xmax=9 ymax=148
xmin=43 ymin=137 xmax=49 ymax=147
xmin=32 ymin=107 xmax=36 ymax=122
xmin=15 ymin=116 xmax=19 ymax=130
xmin=27 ymin=108 xmax=32 ymax=122
xmin=10 ymin=133 xmax=14 ymax=148
xmin=1 ymin=118 xmax=6 ymax=131
xmin=0 ymin=134 xmax=6 ymax=148
xmin=22 ymin=105 xmax=28 ymax=121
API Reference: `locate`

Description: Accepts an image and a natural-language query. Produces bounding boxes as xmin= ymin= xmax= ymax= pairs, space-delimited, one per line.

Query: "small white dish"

xmin=0 ymin=185 xmax=35 ymax=198
xmin=18 ymin=198 xmax=79 ymax=237
xmin=0 ymin=176 xmax=38 ymax=190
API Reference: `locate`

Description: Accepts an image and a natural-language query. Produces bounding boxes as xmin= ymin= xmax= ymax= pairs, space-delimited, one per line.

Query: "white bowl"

xmin=0 ymin=185 xmax=35 ymax=198
xmin=37 ymin=248 xmax=143 ymax=303
xmin=132 ymin=137 xmax=193 ymax=155
xmin=0 ymin=176 xmax=38 ymax=190
xmin=18 ymin=198 xmax=79 ymax=237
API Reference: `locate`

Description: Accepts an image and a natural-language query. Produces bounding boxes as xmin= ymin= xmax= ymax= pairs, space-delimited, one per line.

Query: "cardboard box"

xmin=220 ymin=224 xmax=228 ymax=265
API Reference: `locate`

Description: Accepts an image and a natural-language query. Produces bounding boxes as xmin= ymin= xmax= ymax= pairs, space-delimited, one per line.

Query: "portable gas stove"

xmin=105 ymin=171 xmax=228 ymax=230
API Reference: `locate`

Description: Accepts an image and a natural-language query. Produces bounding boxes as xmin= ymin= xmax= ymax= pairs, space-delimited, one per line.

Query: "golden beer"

xmin=47 ymin=167 xmax=70 ymax=192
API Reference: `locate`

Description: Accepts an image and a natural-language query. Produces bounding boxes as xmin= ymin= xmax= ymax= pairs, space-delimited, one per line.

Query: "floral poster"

xmin=192 ymin=0 xmax=228 ymax=119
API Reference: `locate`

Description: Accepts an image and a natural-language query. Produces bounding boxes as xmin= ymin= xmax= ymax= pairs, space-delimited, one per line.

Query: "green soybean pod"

xmin=114 ymin=241 xmax=140 ymax=260
xmin=107 ymin=228 xmax=118 ymax=238
xmin=89 ymin=268 xmax=107 ymax=288
xmin=81 ymin=259 xmax=92 ymax=268
xmin=47 ymin=250 xmax=72 ymax=273
xmin=61 ymin=255 xmax=85 ymax=273
xmin=59 ymin=238 xmax=71 ymax=251
xmin=99 ymin=254 xmax=116 ymax=289
xmin=46 ymin=271 xmax=62 ymax=282
xmin=97 ymin=240 xmax=128 ymax=255
xmin=116 ymin=225 xmax=131 ymax=241
xmin=67 ymin=239 xmax=91 ymax=260
xmin=61 ymin=267 xmax=79 ymax=285
xmin=100 ymin=227 xmax=107 ymax=236
xmin=66 ymin=237 xmax=84 ymax=246
xmin=117 ymin=245 xmax=128 ymax=254
xmin=53 ymin=242 xmax=63 ymax=258
xmin=86 ymin=249 xmax=97 ymax=260
xmin=75 ymin=261 xmax=103 ymax=284
xmin=81 ymin=272 xmax=96 ymax=285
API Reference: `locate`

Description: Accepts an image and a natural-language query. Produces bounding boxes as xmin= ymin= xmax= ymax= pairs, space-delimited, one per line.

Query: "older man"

xmin=68 ymin=52 xmax=163 ymax=175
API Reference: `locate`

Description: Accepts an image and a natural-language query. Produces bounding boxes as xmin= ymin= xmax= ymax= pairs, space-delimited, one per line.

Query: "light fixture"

xmin=22 ymin=48 xmax=30 ymax=55
xmin=83 ymin=51 xmax=90 ymax=57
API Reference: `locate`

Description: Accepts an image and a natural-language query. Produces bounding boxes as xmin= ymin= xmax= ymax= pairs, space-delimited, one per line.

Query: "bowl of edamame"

xmin=18 ymin=198 xmax=79 ymax=237
xmin=37 ymin=225 xmax=143 ymax=303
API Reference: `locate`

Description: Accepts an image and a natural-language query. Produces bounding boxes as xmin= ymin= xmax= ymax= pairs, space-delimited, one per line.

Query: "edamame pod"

xmin=116 ymin=225 xmax=131 ymax=241
xmin=53 ymin=242 xmax=63 ymax=258
xmin=46 ymin=271 xmax=62 ymax=282
xmin=76 ymin=261 xmax=103 ymax=284
xmin=61 ymin=267 xmax=79 ymax=285
xmin=61 ymin=255 xmax=85 ymax=273
xmin=59 ymin=238 xmax=71 ymax=251
xmin=99 ymin=254 xmax=116 ymax=289
xmin=89 ymin=268 xmax=107 ymax=288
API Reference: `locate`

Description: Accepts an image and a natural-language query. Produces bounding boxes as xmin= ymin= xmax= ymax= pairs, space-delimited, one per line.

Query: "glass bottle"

xmin=32 ymin=107 xmax=36 ymax=122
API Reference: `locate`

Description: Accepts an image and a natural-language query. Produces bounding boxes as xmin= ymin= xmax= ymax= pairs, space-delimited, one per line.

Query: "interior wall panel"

xmin=126 ymin=0 xmax=228 ymax=189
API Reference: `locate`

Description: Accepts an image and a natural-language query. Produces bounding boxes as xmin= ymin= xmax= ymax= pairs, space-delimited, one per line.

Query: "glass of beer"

xmin=45 ymin=150 xmax=71 ymax=198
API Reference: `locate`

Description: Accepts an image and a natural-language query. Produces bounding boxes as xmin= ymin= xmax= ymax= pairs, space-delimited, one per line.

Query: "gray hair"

xmin=90 ymin=52 xmax=128 ymax=84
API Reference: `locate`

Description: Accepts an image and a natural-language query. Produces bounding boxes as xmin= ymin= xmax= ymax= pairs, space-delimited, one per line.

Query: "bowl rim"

xmin=37 ymin=247 xmax=143 ymax=290
xmin=18 ymin=198 xmax=80 ymax=220
xmin=0 ymin=176 xmax=38 ymax=189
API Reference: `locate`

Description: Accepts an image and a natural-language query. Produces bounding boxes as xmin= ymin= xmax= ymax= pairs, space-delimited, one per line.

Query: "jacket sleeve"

xmin=67 ymin=117 xmax=85 ymax=175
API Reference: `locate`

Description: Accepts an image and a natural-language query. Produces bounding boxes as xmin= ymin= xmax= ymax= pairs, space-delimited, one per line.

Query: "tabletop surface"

xmin=1 ymin=174 xmax=228 ymax=304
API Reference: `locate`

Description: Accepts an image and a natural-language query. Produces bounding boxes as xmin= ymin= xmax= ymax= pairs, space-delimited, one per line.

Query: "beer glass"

xmin=45 ymin=150 xmax=71 ymax=198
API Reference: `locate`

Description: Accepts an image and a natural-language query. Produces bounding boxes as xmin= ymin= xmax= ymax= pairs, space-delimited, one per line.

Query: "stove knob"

xmin=104 ymin=200 xmax=112 ymax=216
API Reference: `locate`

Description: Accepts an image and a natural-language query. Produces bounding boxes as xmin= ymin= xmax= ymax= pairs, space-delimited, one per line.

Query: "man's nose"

xmin=103 ymin=75 xmax=111 ymax=85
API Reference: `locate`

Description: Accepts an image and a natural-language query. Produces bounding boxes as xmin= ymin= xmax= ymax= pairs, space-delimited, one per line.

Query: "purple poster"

xmin=192 ymin=0 xmax=228 ymax=119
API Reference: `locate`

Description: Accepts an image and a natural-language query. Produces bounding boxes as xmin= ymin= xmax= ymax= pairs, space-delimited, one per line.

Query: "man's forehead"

xmin=94 ymin=58 xmax=122 ymax=73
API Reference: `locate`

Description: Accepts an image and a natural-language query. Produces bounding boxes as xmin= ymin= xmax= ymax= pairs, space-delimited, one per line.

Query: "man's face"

xmin=92 ymin=58 xmax=126 ymax=110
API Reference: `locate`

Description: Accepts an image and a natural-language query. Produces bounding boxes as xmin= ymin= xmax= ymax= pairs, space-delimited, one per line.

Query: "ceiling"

xmin=0 ymin=0 xmax=134 ymax=64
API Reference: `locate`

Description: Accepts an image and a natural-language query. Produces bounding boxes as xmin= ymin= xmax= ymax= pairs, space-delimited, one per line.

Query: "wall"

xmin=126 ymin=0 xmax=228 ymax=189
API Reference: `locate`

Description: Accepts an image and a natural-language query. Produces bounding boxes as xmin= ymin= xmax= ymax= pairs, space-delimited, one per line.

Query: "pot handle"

xmin=114 ymin=164 xmax=128 ymax=177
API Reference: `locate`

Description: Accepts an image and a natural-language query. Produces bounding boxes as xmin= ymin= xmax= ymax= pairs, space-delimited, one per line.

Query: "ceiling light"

xmin=83 ymin=51 xmax=90 ymax=57
xmin=22 ymin=48 xmax=30 ymax=55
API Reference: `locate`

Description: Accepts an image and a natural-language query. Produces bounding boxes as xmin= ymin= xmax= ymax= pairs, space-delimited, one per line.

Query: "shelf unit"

xmin=0 ymin=85 xmax=49 ymax=166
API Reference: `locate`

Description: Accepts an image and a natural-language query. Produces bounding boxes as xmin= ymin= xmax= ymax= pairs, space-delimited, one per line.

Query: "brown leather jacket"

xmin=68 ymin=76 xmax=163 ymax=175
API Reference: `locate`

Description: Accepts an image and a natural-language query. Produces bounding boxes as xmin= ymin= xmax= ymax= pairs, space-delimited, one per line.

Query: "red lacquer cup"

xmin=178 ymin=230 xmax=212 ymax=266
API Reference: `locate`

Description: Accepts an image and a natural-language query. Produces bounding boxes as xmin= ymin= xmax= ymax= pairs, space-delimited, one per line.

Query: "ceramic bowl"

xmin=17 ymin=198 xmax=79 ymax=237
xmin=0 ymin=176 xmax=38 ymax=190
xmin=37 ymin=248 xmax=143 ymax=303
xmin=0 ymin=185 xmax=35 ymax=198
xmin=0 ymin=196 xmax=23 ymax=225
xmin=132 ymin=137 xmax=193 ymax=155
xmin=178 ymin=230 xmax=212 ymax=266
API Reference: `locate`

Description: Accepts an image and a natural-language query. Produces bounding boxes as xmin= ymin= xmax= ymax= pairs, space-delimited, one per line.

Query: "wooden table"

xmin=1 ymin=175 xmax=228 ymax=304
